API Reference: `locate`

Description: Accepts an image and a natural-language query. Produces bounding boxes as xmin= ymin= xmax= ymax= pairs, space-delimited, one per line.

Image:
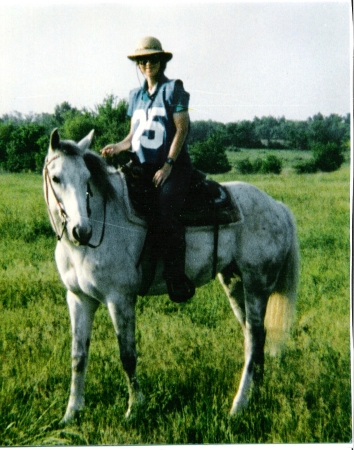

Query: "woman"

xmin=101 ymin=36 xmax=195 ymax=303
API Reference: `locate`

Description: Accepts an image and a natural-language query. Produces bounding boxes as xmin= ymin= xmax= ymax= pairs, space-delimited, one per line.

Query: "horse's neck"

xmin=111 ymin=170 xmax=146 ymax=227
xmin=86 ymin=169 xmax=147 ymax=252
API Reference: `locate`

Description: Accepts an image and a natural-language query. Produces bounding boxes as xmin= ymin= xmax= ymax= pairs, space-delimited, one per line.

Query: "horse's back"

xmin=222 ymin=180 xmax=294 ymax=229
xmin=221 ymin=181 xmax=297 ymax=266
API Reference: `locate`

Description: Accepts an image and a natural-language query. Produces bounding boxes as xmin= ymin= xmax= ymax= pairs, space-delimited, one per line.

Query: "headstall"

xmin=44 ymin=154 xmax=106 ymax=248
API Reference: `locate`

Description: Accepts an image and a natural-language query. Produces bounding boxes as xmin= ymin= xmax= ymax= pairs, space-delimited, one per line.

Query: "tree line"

xmin=0 ymin=94 xmax=350 ymax=174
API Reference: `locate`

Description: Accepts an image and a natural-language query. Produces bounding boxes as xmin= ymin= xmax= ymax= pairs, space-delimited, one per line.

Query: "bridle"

xmin=44 ymin=154 xmax=107 ymax=248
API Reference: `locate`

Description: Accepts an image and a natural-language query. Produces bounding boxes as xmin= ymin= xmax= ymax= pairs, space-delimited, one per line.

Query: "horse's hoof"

xmin=125 ymin=392 xmax=145 ymax=420
xmin=59 ymin=409 xmax=82 ymax=427
xmin=229 ymin=399 xmax=247 ymax=417
xmin=165 ymin=274 xmax=195 ymax=303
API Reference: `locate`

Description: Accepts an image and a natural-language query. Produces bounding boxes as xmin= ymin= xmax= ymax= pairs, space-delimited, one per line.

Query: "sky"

xmin=0 ymin=0 xmax=351 ymax=124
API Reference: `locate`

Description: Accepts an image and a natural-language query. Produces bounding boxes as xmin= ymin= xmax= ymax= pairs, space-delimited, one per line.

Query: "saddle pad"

xmin=180 ymin=180 xmax=242 ymax=226
xmin=123 ymin=165 xmax=242 ymax=227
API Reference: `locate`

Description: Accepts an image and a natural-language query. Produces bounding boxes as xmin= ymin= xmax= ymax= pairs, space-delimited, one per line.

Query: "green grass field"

xmin=0 ymin=158 xmax=351 ymax=445
xmin=227 ymin=147 xmax=314 ymax=167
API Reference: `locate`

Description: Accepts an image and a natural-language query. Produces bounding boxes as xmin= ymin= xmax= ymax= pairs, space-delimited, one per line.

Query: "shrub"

xmin=294 ymin=160 xmax=318 ymax=174
xmin=312 ymin=141 xmax=344 ymax=172
xmin=236 ymin=157 xmax=254 ymax=174
xmin=294 ymin=141 xmax=344 ymax=174
xmin=236 ymin=154 xmax=283 ymax=175
xmin=253 ymin=157 xmax=264 ymax=173
xmin=261 ymin=154 xmax=283 ymax=174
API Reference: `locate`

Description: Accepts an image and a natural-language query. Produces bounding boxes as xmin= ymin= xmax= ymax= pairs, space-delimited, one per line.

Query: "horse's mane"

xmin=54 ymin=138 xmax=117 ymax=202
xmin=83 ymin=150 xmax=117 ymax=201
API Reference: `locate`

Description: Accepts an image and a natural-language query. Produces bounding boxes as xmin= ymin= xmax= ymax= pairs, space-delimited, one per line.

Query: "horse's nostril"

xmin=72 ymin=227 xmax=80 ymax=242
xmin=73 ymin=225 xmax=92 ymax=245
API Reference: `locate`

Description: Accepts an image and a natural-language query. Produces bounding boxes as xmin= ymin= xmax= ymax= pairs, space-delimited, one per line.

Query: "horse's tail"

xmin=264 ymin=213 xmax=300 ymax=356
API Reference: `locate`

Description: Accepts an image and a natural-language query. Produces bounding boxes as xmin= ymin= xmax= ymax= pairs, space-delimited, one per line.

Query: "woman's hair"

xmin=159 ymin=57 xmax=167 ymax=74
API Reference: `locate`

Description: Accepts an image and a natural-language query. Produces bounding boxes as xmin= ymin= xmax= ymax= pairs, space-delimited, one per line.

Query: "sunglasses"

xmin=137 ymin=55 xmax=161 ymax=66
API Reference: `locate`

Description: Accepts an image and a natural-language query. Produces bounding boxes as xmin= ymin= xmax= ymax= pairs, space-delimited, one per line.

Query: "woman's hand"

xmin=153 ymin=164 xmax=172 ymax=187
xmin=101 ymin=144 xmax=120 ymax=158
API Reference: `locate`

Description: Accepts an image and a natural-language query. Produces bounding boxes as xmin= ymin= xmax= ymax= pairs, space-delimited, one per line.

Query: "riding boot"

xmin=137 ymin=228 xmax=160 ymax=296
xmin=162 ymin=234 xmax=195 ymax=303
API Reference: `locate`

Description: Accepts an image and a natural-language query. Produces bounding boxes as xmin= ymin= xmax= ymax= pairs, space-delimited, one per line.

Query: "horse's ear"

xmin=50 ymin=128 xmax=60 ymax=150
xmin=77 ymin=129 xmax=95 ymax=152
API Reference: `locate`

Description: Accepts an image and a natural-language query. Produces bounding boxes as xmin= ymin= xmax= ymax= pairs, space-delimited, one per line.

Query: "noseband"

xmin=44 ymin=154 xmax=106 ymax=248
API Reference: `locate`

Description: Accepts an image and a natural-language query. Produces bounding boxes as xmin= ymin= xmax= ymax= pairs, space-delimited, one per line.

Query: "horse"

xmin=43 ymin=129 xmax=299 ymax=425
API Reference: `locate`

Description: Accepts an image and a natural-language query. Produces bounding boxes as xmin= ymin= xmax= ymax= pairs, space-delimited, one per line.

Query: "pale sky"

xmin=0 ymin=0 xmax=351 ymax=123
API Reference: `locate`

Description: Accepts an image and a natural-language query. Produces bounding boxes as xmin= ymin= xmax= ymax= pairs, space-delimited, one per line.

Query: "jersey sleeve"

xmin=127 ymin=88 xmax=139 ymax=117
xmin=172 ymin=80 xmax=190 ymax=113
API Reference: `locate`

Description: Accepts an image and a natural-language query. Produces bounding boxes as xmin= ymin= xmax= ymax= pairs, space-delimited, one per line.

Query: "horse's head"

xmin=44 ymin=129 xmax=95 ymax=246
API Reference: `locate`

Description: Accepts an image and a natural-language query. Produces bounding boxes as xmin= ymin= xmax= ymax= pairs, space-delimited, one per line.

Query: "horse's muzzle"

xmin=72 ymin=224 xmax=93 ymax=246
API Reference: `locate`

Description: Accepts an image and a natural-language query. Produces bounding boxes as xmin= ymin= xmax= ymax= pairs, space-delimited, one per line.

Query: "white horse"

xmin=43 ymin=129 xmax=299 ymax=425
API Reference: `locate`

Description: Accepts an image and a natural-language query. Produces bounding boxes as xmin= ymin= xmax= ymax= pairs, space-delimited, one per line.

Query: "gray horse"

xmin=43 ymin=129 xmax=299 ymax=424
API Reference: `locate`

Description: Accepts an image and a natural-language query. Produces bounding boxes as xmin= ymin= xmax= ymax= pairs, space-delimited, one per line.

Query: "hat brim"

xmin=127 ymin=50 xmax=173 ymax=62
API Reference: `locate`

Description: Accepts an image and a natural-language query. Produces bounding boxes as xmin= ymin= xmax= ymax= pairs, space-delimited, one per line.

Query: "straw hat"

xmin=127 ymin=36 xmax=173 ymax=62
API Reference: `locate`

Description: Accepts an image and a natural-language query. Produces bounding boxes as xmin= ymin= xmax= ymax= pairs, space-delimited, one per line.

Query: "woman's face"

xmin=138 ymin=55 xmax=161 ymax=80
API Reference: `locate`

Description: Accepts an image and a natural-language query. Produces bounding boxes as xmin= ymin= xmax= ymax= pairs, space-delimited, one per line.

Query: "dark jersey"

xmin=127 ymin=76 xmax=190 ymax=167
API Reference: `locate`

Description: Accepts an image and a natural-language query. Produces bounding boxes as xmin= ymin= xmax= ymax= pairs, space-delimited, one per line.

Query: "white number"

xmin=131 ymin=107 xmax=165 ymax=151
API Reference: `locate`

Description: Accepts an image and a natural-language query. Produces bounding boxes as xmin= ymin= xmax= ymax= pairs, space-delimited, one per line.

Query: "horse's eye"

xmin=52 ymin=176 xmax=60 ymax=184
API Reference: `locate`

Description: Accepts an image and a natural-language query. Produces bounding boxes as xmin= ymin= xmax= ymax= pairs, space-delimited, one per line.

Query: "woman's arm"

xmin=101 ymin=121 xmax=133 ymax=158
xmin=153 ymin=110 xmax=189 ymax=187
xmin=167 ymin=110 xmax=190 ymax=161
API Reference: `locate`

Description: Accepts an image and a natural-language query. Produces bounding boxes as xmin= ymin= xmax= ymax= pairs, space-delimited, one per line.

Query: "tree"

xmin=188 ymin=120 xmax=225 ymax=146
xmin=5 ymin=123 xmax=46 ymax=172
xmin=0 ymin=123 xmax=16 ymax=168
xmin=253 ymin=116 xmax=279 ymax=141
xmin=224 ymin=120 xmax=262 ymax=148
xmin=307 ymin=113 xmax=348 ymax=146
xmin=290 ymin=121 xmax=309 ymax=150
xmin=53 ymin=102 xmax=79 ymax=127
xmin=189 ymin=134 xmax=231 ymax=174
xmin=93 ymin=95 xmax=130 ymax=151
xmin=61 ymin=110 xmax=96 ymax=143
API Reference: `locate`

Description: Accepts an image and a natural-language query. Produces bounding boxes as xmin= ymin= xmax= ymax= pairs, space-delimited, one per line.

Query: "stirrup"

xmin=165 ymin=273 xmax=195 ymax=303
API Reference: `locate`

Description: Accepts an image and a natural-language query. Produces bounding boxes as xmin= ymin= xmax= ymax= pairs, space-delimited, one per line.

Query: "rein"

xmin=44 ymin=154 xmax=107 ymax=248
xmin=86 ymin=185 xmax=107 ymax=249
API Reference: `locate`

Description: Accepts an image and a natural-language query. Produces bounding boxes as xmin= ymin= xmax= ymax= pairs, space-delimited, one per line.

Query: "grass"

xmin=226 ymin=147 xmax=351 ymax=176
xmin=0 ymin=161 xmax=351 ymax=444
xmin=227 ymin=147 xmax=314 ymax=170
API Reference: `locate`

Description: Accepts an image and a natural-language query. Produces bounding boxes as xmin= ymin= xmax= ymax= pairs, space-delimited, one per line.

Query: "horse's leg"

xmin=218 ymin=263 xmax=246 ymax=332
xmin=106 ymin=296 xmax=144 ymax=418
xmin=62 ymin=291 xmax=99 ymax=424
xmin=218 ymin=263 xmax=255 ymax=414
xmin=229 ymin=276 xmax=269 ymax=415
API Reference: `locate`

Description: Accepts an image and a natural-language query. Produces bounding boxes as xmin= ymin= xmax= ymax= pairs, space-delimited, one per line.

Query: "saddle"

xmin=121 ymin=156 xmax=242 ymax=295
xmin=121 ymin=157 xmax=242 ymax=227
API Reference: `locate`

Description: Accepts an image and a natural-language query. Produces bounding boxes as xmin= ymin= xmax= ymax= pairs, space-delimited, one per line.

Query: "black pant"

xmin=145 ymin=160 xmax=193 ymax=278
